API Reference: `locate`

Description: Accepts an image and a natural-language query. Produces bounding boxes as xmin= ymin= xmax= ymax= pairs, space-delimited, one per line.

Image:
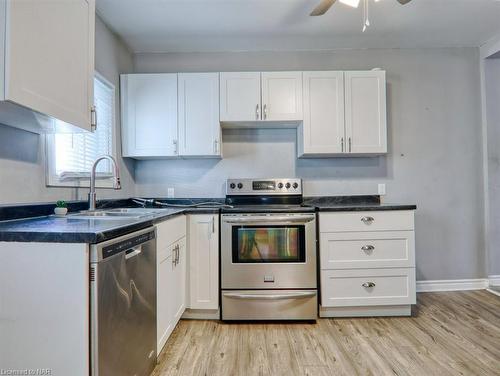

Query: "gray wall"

xmin=133 ymin=48 xmax=485 ymax=281
xmin=0 ymin=16 xmax=135 ymax=205
xmin=485 ymin=57 xmax=500 ymax=277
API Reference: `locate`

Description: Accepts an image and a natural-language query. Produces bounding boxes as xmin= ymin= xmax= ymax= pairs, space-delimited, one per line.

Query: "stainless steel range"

xmin=221 ymin=178 xmax=317 ymax=321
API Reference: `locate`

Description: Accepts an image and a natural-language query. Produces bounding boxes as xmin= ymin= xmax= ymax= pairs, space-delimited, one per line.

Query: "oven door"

xmin=221 ymin=213 xmax=317 ymax=289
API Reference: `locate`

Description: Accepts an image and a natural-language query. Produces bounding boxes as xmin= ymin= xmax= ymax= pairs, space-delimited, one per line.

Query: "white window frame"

xmin=46 ymin=72 xmax=117 ymax=188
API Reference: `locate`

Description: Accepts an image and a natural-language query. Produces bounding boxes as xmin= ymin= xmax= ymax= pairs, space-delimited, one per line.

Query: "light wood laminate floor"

xmin=153 ymin=291 xmax=500 ymax=376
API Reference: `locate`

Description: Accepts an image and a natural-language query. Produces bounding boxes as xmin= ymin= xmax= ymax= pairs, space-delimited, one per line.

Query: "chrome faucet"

xmin=88 ymin=155 xmax=121 ymax=211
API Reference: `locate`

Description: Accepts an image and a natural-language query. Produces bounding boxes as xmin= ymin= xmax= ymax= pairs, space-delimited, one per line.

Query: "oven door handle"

xmin=223 ymin=291 xmax=316 ymax=300
xmin=223 ymin=215 xmax=315 ymax=224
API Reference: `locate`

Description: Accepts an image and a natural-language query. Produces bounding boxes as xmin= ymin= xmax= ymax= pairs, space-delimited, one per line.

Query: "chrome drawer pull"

xmin=361 ymin=245 xmax=375 ymax=252
xmin=361 ymin=216 xmax=374 ymax=223
xmin=362 ymin=282 xmax=376 ymax=288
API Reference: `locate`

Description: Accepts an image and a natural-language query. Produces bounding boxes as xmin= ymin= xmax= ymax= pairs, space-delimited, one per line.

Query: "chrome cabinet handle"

xmin=256 ymin=104 xmax=260 ymax=120
xmin=173 ymin=139 xmax=178 ymax=155
xmin=263 ymin=104 xmax=267 ymax=120
xmin=362 ymin=282 xmax=376 ymax=288
xmin=341 ymin=137 xmax=344 ymax=152
xmin=176 ymin=245 xmax=180 ymax=265
xmin=349 ymin=137 xmax=352 ymax=152
xmin=213 ymin=139 xmax=219 ymax=154
xmin=90 ymin=106 xmax=97 ymax=131
xmin=361 ymin=245 xmax=375 ymax=252
xmin=361 ymin=216 xmax=374 ymax=223
xmin=212 ymin=216 xmax=215 ymax=233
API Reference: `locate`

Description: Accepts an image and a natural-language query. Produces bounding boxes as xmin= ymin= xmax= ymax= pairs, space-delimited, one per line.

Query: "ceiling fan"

xmin=310 ymin=0 xmax=413 ymax=17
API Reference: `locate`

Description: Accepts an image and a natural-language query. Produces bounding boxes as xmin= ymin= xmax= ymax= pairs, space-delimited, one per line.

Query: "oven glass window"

xmin=232 ymin=225 xmax=306 ymax=263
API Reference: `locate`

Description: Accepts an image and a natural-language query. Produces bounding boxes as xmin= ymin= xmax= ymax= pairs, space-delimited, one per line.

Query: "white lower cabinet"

xmin=319 ymin=210 xmax=416 ymax=317
xmin=321 ymin=268 xmax=416 ymax=307
xmin=187 ymin=214 xmax=219 ymax=310
xmin=156 ymin=216 xmax=186 ymax=354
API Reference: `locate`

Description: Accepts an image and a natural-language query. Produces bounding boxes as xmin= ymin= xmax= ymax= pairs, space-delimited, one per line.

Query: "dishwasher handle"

xmin=125 ymin=246 xmax=142 ymax=260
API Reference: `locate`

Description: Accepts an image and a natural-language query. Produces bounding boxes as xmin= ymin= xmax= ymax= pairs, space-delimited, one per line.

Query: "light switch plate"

xmin=378 ymin=183 xmax=386 ymax=195
xmin=167 ymin=188 xmax=175 ymax=198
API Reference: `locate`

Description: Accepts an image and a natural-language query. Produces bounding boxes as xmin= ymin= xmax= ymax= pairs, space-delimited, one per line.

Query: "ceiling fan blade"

xmin=396 ymin=0 xmax=413 ymax=4
xmin=310 ymin=0 xmax=337 ymax=16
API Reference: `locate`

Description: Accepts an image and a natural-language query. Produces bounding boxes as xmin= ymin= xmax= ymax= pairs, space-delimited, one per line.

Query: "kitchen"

xmin=0 ymin=0 xmax=499 ymax=375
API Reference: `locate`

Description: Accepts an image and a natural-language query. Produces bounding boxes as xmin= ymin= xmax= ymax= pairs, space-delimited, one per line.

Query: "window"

xmin=46 ymin=74 xmax=116 ymax=188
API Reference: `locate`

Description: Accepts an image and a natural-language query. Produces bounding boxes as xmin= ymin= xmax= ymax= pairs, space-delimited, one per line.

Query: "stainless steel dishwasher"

xmin=90 ymin=227 xmax=157 ymax=376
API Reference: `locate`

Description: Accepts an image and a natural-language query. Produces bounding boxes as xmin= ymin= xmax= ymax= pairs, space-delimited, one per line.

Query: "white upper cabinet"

xmin=0 ymin=0 xmax=95 ymax=133
xmin=261 ymin=72 xmax=303 ymax=121
xmin=220 ymin=71 xmax=303 ymax=124
xmin=121 ymin=74 xmax=178 ymax=158
xmin=344 ymin=71 xmax=387 ymax=154
xmin=220 ymin=72 xmax=261 ymax=122
xmin=299 ymin=71 xmax=345 ymax=156
xmin=299 ymin=70 xmax=387 ymax=157
xmin=178 ymin=73 xmax=221 ymax=157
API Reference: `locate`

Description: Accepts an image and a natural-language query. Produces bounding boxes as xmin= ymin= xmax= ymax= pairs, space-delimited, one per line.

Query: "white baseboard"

xmin=486 ymin=288 xmax=500 ymax=297
xmin=488 ymin=274 xmax=500 ymax=287
xmin=320 ymin=305 xmax=411 ymax=318
xmin=182 ymin=308 xmax=220 ymax=320
xmin=417 ymin=278 xmax=488 ymax=292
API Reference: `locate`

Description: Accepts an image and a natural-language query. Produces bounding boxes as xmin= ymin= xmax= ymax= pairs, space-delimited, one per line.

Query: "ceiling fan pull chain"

xmin=366 ymin=0 xmax=370 ymax=26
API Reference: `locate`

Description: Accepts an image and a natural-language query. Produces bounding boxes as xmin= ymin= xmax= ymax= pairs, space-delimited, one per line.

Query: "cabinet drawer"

xmin=320 ymin=231 xmax=415 ymax=269
xmin=319 ymin=211 xmax=414 ymax=232
xmin=156 ymin=215 xmax=186 ymax=252
xmin=321 ymin=268 xmax=416 ymax=307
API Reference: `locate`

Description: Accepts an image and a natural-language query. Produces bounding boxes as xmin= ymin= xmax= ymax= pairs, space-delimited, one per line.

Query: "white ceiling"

xmin=96 ymin=0 xmax=500 ymax=53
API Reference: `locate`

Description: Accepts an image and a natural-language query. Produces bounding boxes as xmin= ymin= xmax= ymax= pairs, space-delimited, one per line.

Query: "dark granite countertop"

xmin=0 ymin=196 xmax=415 ymax=243
xmin=303 ymin=196 xmax=417 ymax=212
xmin=0 ymin=208 xmax=185 ymax=243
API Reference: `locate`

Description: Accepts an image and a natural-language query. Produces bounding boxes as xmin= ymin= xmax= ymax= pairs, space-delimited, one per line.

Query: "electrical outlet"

xmin=167 ymin=188 xmax=175 ymax=198
xmin=378 ymin=183 xmax=386 ymax=196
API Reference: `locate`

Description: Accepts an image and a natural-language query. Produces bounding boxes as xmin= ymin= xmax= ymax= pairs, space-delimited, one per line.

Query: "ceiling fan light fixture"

xmin=339 ymin=0 xmax=361 ymax=8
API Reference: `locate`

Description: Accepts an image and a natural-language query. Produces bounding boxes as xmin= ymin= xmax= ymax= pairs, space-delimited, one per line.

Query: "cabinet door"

xmin=344 ymin=71 xmax=387 ymax=154
xmin=157 ymin=244 xmax=175 ymax=353
xmin=261 ymin=72 xmax=303 ymax=121
xmin=173 ymin=237 xmax=187 ymax=322
xmin=5 ymin=0 xmax=95 ymax=132
xmin=188 ymin=215 xmax=219 ymax=310
xmin=178 ymin=73 xmax=221 ymax=157
xmin=121 ymin=74 xmax=178 ymax=158
xmin=220 ymin=72 xmax=261 ymax=122
xmin=299 ymin=71 xmax=345 ymax=156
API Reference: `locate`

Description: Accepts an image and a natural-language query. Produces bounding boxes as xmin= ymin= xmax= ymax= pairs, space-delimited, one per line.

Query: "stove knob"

xmin=237 ymin=183 xmax=243 ymax=189
xmin=278 ymin=182 xmax=284 ymax=189
xmin=285 ymin=182 xmax=291 ymax=189
xmin=292 ymin=182 xmax=299 ymax=189
xmin=229 ymin=183 xmax=236 ymax=189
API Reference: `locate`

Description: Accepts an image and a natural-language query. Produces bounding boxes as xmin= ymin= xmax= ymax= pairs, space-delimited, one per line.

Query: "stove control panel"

xmin=226 ymin=178 xmax=302 ymax=195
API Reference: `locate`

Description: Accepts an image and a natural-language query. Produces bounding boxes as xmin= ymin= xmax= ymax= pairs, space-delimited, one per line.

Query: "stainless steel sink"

xmin=105 ymin=208 xmax=164 ymax=215
xmin=68 ymin=208 xmax=166 ymax=220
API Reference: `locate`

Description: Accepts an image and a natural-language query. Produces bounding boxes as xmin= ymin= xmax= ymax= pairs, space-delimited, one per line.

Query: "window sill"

xmin=46 ymin=177 xmax=116 ymax=189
